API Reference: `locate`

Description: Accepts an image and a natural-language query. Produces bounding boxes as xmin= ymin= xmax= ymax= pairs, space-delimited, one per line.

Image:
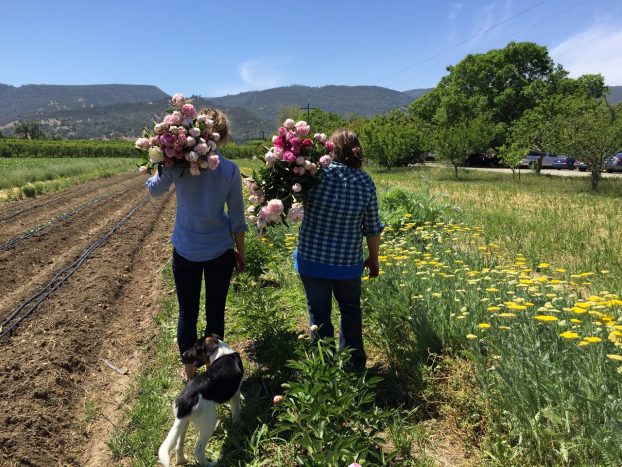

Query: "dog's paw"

xmin=175 ymin=452 xmax=188 ymax=465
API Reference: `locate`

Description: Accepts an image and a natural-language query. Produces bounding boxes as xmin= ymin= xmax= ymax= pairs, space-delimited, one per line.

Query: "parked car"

xmin=604 ymin=153 xmax=622 ymax=173
xmin=519 ymin=152 xmax=557 ymax=169
xmin=551 ymin=156 xmax=588 ymax=171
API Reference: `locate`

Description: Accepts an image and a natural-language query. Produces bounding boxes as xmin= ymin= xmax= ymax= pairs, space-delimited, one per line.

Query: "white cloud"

xmin=551 ymin=24 xmax=622 ymax=85
xmin=239 ymin=58 xmax=288 ymax=90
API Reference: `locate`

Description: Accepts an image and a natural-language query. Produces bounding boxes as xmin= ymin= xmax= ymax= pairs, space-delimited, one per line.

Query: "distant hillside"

xmin=0 ymin=96 xmax=268 ymax=141
xmin=607 ymin=86 xmax=622 ymax=105
xmin=403 ymin=88 xmax=433 ymax=100
xmin=0 ymin=84 xmax=169 ymax=123
xmin=207 ymin=85 xmax=415 ymax=125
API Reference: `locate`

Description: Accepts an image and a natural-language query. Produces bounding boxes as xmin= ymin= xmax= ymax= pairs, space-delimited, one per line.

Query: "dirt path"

xmin=0 ymin=173 xmax=176 ymax=466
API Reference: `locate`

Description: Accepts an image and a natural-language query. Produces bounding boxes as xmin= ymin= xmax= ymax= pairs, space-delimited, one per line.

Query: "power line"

xmin=378 ymin=0 xmax=598 ymax=88
xmin=373 ymin=0 xmax=550 ymax=85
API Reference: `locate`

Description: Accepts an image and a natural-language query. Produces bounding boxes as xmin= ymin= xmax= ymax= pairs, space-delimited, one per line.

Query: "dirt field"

xmin=0 ymin=172 xmax=176 ymax=466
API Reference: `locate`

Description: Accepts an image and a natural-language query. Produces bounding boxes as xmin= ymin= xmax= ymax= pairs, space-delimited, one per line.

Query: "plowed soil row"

xmin=0 ymin=172 xmax=142 ymax=242
xmin=0 ymin=173 xmax=176 ymax=466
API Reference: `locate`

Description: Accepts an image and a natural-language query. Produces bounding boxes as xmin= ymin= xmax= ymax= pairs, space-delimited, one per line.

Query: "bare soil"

xmin=0 ymin=172 xmax=176 ymax=466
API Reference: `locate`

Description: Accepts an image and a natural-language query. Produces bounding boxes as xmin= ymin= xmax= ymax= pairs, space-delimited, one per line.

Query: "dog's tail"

xmin=158 ymin=416 xmax=185 ymax=467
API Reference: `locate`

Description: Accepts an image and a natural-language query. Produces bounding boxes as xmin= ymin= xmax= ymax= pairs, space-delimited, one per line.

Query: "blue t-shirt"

xmin=146 ymin=156 xmax=248 ymax=262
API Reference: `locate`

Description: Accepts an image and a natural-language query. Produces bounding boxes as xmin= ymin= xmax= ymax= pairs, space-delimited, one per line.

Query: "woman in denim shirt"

xmin=147 ymin=108 xmax=247 ymax=382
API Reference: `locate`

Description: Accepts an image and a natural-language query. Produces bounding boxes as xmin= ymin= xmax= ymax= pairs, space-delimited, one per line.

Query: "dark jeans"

xmin=299 ymin=274 xmax=366 ymax=370
xmin=172 ymin=248 xmax=235 ymax=363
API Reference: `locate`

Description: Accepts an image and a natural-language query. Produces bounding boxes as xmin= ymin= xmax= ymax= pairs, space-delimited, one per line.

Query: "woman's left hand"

xmin=235 ymin=250 xmax=246 ymax=273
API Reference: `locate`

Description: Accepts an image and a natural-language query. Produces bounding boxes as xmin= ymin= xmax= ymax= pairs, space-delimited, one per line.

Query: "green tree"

xmin=359 ymin=110 xmax=428 ymax=168
xmin=432 ymin=116 xmax=495 ymax=178
xmin=14 ymin=121 xmax=46 ymax=139
xmin=497 ymin=141 xmax=529 ymax=180
xmin=410 ymin=41 xmax=608 ymax=150
xmin=547 ymin=96 xmax=622 ymax=190
xmin=291 ymin=108 xmax=348 ymax=136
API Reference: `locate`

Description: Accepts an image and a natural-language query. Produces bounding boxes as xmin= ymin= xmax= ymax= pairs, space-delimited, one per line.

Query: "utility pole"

xmin=300 ymin=102 xmax=319 ymax=125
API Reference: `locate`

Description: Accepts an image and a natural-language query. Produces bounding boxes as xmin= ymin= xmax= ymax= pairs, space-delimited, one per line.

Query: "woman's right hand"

xmin=363 ymin=256 xmax=379 ymax=278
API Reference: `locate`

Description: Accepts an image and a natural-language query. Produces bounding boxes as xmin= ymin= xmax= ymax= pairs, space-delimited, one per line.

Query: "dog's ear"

xmin=203 ymin=335 xmax=220 ymax=355
xmin=182 ymin=346 xmax=199 ymax=362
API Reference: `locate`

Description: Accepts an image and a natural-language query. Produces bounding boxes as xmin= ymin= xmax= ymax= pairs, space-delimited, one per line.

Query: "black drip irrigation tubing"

xmin=0 ymin=195 xmax=151 ymax=341
xmin=0 ymin=181 xmax=145 ymax=251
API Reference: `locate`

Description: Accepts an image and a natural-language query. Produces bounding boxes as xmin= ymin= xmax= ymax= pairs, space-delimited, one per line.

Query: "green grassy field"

xmin=109 ymin=163 xmax=622 ymax=466
xmin=0 ymin=157 xmax=139 ymax=200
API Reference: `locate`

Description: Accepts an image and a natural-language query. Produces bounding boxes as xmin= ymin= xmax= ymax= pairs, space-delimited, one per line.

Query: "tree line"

xmin=282 ymin=42 xmax=622 ymax=190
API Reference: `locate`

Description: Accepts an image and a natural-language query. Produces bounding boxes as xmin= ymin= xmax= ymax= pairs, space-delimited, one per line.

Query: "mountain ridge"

xmin=1 ymin=83 xmax=620 ymax=141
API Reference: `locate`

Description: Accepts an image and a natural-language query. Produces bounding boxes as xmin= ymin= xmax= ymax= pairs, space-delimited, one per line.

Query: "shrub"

xmin=21 ymin=184 xmax=36 ymax=197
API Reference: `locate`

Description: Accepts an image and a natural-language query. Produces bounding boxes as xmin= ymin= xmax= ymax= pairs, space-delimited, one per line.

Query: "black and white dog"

xmin=158 ymin=334 xmax=244 ymax=467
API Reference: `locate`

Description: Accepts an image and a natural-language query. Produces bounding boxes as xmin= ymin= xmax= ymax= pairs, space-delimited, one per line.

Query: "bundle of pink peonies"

xmin=135 ymin=93 xmax=220 ymax=176
xmin=246 ymin=118 xmax=334 ymax=229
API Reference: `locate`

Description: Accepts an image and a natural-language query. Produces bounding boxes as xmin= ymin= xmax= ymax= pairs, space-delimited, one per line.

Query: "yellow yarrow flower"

xmin=478 ymin=323 xmax=492 ymax=329
xmin=607 ymin=354 xmax=622 ymax=362
xmin=466 ymin=334 xmax=478 ymax=340
xmin=560 ymin=331 xmax=580 ymax=340
xmin=583 ymin=336 xmax=602 ymax=343
xmin=534 ymin=315 xmax=558 ymax=322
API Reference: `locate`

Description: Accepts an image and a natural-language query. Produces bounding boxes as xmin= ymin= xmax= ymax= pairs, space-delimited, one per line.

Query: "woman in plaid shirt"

xmin=295 ymin=129 xmax=383 ymax=371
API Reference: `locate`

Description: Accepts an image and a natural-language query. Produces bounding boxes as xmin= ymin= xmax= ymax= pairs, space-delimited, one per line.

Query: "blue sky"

xmin=1 ymin=0 xmax=621 ymax=97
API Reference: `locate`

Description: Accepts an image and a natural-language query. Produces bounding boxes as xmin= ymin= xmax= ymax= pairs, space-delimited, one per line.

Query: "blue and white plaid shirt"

xmin=296 ymin=162 xmax=383 ymax=279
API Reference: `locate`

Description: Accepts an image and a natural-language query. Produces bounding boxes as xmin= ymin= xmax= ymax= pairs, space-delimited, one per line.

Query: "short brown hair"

xmin=199 ymin=107 xmax=229 ymax=146
xmin=329 ymin=129 xmax=363 ymax=169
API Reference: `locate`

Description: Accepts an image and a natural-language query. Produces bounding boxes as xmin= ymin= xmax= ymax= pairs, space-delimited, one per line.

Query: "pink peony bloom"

xmin=287 ymin=203 xmax=304 ymax=222
xmin=185 ymin=151 xmax=198 ymax=162
xmin=282 ymin=151 xmax=296 ymax=163
xmin=171 ymin=111 xmax=183 ymax=124
xmin=301 ymin=138 xmax=313 ymax=147
xmin=211 ymin=132 xmax=220 ymax=142
xmin=194 ymin=142 xmax=208 ymax=155
xmin=177 ymin=134 xmax=187 ymax=146
xmin=171 ymin=93 xmax=185 ymax=108
xmin=296 ymin=156 xmax=305 ymax=165
xmin=185 ymin=136 xmax=196 ymax=147
xmin=138 ymin=165 xmax=148 ymax=175
xmin=266 ymin=199 xmax=284 ymax=216
xmin=204 ymin=118 xmax=215 ymax=128
xmin=295 ymin=120 xmax=310 ymax=135
xmin=292 ymin=183 xmax=302 ymax=193
xmin=134 ymin=137 xmax=150 ymax=150
xmin=189 ymin=162 xmax=200 ymax=176
xmin=189 ymin=127 xmax=201 ymax=138
xmin=319 ymin=155 xmax=332 ymax=167
xmin=181 ymin=104 xmax=197 ymax=118
xmin=272 ymin=395 xmax=284 ymax=404
xmin=283 ymin=118 xmax=295 ymax=129
xmin=265 ymin=152 xmax=277 ymax=165
xmin=314 ymin=132 xmax=327 ymax=143
xmin=325 ymin=141 xmax=335 ymax=151
xmin=208 ymin=154 xmax=220 ymax=170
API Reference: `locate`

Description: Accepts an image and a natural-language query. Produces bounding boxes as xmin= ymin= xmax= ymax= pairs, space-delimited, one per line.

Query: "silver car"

xmin=604 ymin=153 xmax=622 ymax=173
xmin=519 ymin=152 xmax=558 ymax=169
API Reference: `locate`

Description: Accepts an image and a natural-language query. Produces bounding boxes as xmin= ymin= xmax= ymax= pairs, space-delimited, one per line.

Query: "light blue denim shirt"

xmin=146 ymin=156 xmax=248 ymax=262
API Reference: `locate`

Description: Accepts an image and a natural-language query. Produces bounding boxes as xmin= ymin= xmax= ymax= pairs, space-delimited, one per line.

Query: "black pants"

xmin=172 ymin=248 xmax=235 ymax=363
